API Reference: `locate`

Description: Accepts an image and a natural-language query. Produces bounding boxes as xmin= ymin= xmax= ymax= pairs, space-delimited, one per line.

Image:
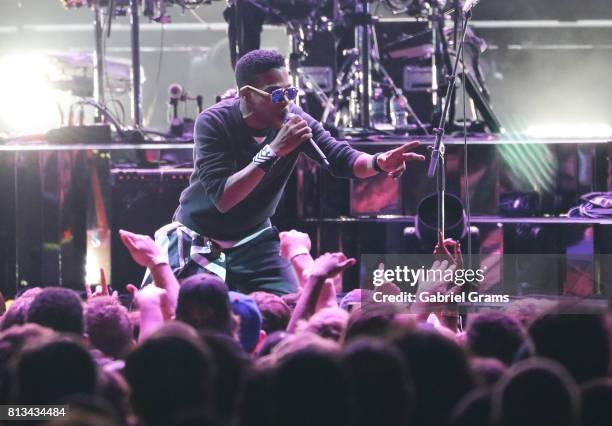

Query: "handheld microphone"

xmin=284 ymin=112 xmax=330 ymax=168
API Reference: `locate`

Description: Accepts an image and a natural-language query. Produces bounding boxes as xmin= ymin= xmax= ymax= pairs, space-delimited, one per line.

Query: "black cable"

xmin=107 ymin=99 xmax=126 ymax=123
xmin=71 ymin=98 xmax=126 ymax=134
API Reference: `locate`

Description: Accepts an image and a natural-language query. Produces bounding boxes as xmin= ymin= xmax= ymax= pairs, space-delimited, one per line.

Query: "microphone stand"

xmin=426 ymin=9 xmax=473 ymax=247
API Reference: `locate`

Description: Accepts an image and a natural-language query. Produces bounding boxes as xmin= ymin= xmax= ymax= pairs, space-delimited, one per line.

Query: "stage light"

xmin=0 ymin=53 xmax=70 ymax=135
xmin=525 ymin=123 xmax=612 ymax=139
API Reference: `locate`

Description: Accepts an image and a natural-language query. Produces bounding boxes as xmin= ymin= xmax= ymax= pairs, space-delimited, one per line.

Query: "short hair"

xmin=261 ymin=332 xmax=339 ymax=367
xmin=273 ymin=350 xmax=354 ymax=426
xmin=581 ymin=378 xmax=612 ymax=426
xmin=0 ymin=287 xmax=43 ymax=331
xmin=470 ymin=357 xmax=507 ymax=388
xmin=13 ymin=338 xmax=97 ymax=404
xmin=176 ymin=273 xmax=233 ymax=335
xmin=342 ymin=339 xmax=413 ymax=426
xmin=467 ymin=312 xmax=526 ymax=365
xmin=0 ymin=323 xmax=58 ymax=402
xmin=249 ymin=291 xmax=291 ymax=333
xmin=492 ymin=358 xmax=580 ymax=426
xmin=234 ymin=49 xmax=285 ymax=88
xmin=529 ymin=312 xmax=610 ymax=383
xmin=124 ymin=333 xmax=215 ymax=424
xmin=200 ymin=332 xmax=251 ymax=424
xmin=27 ymin=287 xmax=84 ymax=335
xmin=84 ymin=297 xmax=132 ymax=359
xmin=449 ymin=390 xmax=492 ymax=426
xmin=344 ymin=303 xmax=409 ymax=344
xmin=305 ymin=307 xmax=349 ymax=342
xmin=392 ymin=330 xmax=475 ymax=426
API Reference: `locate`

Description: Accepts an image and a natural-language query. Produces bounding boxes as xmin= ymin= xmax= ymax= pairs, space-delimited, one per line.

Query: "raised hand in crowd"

xmin=84 ymin=267 xmax=118 ymax=301
xmin=308 ymin=252 xmax=357 ymax=281
xmin=411 ymin=258 xmax=463 ymax=334
xmin=279 ymin=229 xmax=314 ymax=288
xmin=119 ymin=229 xmax=165 ymax=269
xmin=126 ymin=283 xmax=170 ymax=342
xmin=287 ymin=252 xmax=356 ymax=332
xmin=119 ymin=229 xmax=179 ymax=316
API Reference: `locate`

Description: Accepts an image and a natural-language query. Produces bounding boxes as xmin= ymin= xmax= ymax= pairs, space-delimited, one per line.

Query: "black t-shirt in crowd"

xmin=174 ymin=97 xmax=362 ymax=240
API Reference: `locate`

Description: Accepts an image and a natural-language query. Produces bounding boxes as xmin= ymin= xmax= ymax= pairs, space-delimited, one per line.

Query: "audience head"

xmin=344 ymin=303 xmax=410 ymax=344
xmin=580 ymin=378 xmax=612 ymax=426
xmin=50 ymin=394 xmax=122 ymax=426
xmin=97 ymin=369 xmax=131 ymax=426
xmin=249 ymin=291 xmax=291 ymax=333
xmin=529 ymin=310 xmax=610 ymax=383
xmin=467 ymin=312 xmax=526 ymax=365
xmin=0 ymin=323 xmax=58 ymax=402
xmin=124 ymin=324 xmax=215 ymax=425
xmin=11 ymin=338 xmax=97 ymax=404
xmin=339 ymin=288 xmax=364 ymax=312
xmin=85 ymin=296 xmax=133 ymax=359
xmin=261 ymin=332 xmax=339 ymax=366
xmin=238 ymin=366 xmax=276 ymax=426
xmin=470 ymin=357 xmax=507 ymax=388
xmin=201 ymin=332 xmax=251 ymax=423
xmin=176 ymin=273 xmax=234 ymax=336
xmin=392 ymin=329 xmax=475 ymax=426
xmin=449 ymin=389 xmax=492 ymax=426
xmin=273 ymin=349 xmax=354 ymax=426
xmin=27 ymin=287 xmax=84 ymax=335
xmin=492 ymin=358 xmax=580 ymax=426
xmin=257 ymin=331 xmax=289 ymax=358
xmin=229 ymin=291 xmax=263 ymax=353
xmin=0 ymin=287 xmax=43 ymax=331
xmin=304 ymin=307 xmax=349 ymax=342
xmin=342 ymin=339 xmax=413 ymax=426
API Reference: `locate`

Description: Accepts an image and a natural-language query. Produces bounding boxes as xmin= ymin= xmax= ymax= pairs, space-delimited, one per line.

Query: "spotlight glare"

xmin=525 ymin=123 xmax=612 ymax=139
xmin=0 ymin=53 xmax=69 ymax=135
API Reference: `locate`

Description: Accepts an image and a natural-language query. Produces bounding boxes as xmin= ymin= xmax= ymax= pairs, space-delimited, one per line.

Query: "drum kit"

xmin=243 ymin=0 xmax=500 ymax=136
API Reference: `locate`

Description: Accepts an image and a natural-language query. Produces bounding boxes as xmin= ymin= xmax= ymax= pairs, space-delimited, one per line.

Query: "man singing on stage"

xmin=150 ymin=49 xmax=425 ymax=295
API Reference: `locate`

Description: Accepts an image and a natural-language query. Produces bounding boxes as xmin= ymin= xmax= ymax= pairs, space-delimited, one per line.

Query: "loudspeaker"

xmin=110 ymin=169 xmax=191 ymax=290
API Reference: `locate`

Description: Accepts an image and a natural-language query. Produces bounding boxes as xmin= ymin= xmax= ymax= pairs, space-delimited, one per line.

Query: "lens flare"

xmin=0 ymin=53 xmax=69 ymax=134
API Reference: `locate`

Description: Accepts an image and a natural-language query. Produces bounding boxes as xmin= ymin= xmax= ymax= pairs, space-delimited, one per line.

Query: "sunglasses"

xmin=241 ymin=85 xmax=299 ymax=103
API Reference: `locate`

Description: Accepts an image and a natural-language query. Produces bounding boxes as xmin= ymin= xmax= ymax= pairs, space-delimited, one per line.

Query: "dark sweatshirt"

xmin=174 ymin=97 xmax=362 ymax=240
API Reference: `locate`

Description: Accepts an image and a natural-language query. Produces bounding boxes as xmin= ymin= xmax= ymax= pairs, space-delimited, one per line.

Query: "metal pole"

xmin=93 ymin=0 xmax=105 ymax=122
xmin=129 ymin=0 xmax=142 ymax=127
xmin=427 ymin=11 xmax=472 ymax=246
xmin=288 ymin=31 xmax=302 ymax=105
xmin=355 ymin=0 xmax=371 ymax=128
